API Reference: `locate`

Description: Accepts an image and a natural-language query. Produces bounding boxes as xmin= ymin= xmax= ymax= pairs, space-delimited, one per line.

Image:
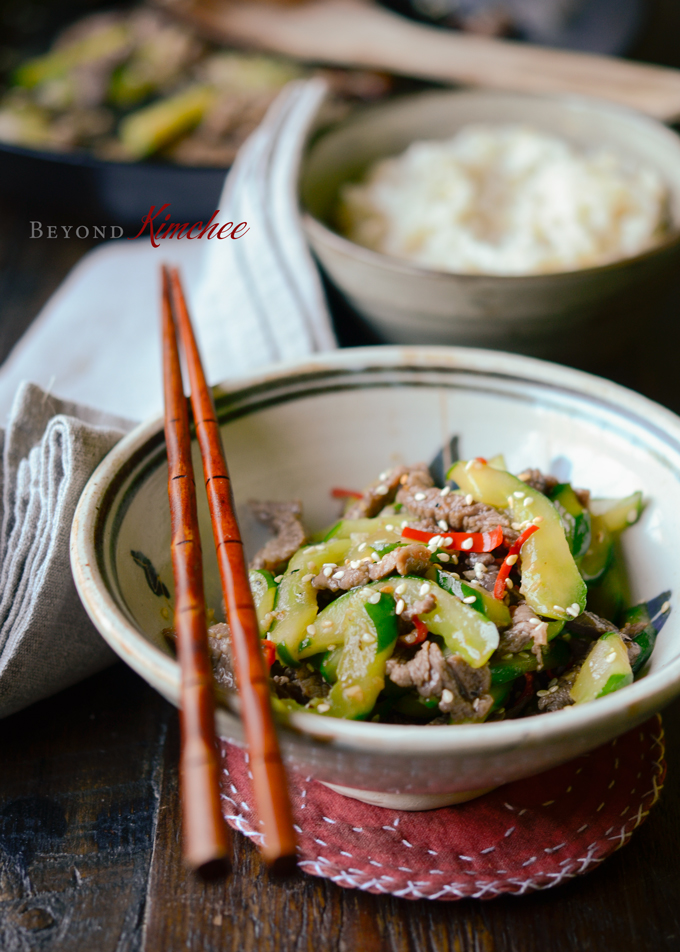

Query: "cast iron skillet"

xmin=0 ymin=0 xmax=226 ymax=228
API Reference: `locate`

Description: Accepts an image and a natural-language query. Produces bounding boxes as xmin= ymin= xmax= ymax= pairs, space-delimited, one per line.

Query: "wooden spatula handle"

xmin=164 ymin=0 xmax=680 ymax=122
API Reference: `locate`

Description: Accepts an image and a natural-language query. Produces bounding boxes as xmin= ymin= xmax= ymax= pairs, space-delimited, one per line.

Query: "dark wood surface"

xmin=4 ymin=7 xmax=680 ymax=935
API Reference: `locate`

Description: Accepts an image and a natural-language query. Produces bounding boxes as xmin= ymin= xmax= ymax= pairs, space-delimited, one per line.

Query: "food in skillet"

xmin=0 ymin=7 xmax=391 ymax=166
xmin=200 ymin=456 xmax=670 ymax=725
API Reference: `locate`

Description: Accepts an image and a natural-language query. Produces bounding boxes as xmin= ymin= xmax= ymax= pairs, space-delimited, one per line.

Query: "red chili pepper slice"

xmin=261 ymin=639 xmax=277 ymax=670
xmin=330 ymin=487 xmax=363 ymax=499
xmin=401 ymin=525 xmax=503 ymax=552
xmin=493 ymin=524 xmax=540 ymax=600
xmin=399 ymin=615 xmax=429 ymax=646
xmin=475 ymin=457 xmax=488 ymax=464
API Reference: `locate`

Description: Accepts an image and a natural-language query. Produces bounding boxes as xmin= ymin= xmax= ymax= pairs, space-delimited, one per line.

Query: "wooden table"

xmin=2 ymin=123 xmax=680 ymax=948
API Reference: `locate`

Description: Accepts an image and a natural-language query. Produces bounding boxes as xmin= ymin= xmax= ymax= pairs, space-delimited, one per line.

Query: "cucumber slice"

xmin=392 ymin=694 xmax=441 ymax=719
xmin=570 ymin=631 xmax=633 ymax=704
xmin=299 ymin=575 xmax=498 ymax=668
xmin=550 ymin=483 xmax=592 ymax=559
xmin=490 ymin=638 xmax=570 ymax=684
xmin=488 ymin=454 xmax=507 ymax=471
xmin=489 ymin=680 xmax=512 ymax=711
xmin=434 ymin=568 xmax=511 ymax=628
xmin=590 ymin=492 xmax=643 ymax=534
xmin=578 ymin=514 xmax=612 ymax=585
xmin=248 ymin=569 xmax=277 ymax=636
xmin=324 ymin=591 xmax=399 ymax=719
xmin=448 ymin=459 xmax=586 ymax=621
xmin=586 ymin=544 xmax=629 ymax=625
xmin=268 ymin=538 xmax=351 ymax=660
xmin=621 ymin=596 xmax=669 ymax=674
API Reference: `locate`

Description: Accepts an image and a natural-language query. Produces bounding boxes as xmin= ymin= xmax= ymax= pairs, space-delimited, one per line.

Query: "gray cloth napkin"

xmin=0 ymin=382 xmax=133 ymax=718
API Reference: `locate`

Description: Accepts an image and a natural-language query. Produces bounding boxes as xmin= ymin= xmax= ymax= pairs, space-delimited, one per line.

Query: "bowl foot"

xmin=321 ymin=781 xmax=496 ymax=811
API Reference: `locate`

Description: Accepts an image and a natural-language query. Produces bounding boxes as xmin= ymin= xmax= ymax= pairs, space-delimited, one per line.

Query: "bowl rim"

xmin=301 ymin=86 xmax=680 ymax=283
xmin=71 ymin=345 xmax=680 ymax=755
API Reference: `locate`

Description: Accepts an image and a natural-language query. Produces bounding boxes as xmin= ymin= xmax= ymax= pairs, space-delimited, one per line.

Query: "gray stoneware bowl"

xmin=71 ymin=346 xmax=680 ymax=809
xmin=300 ymin=90 xmax=680 ymax=360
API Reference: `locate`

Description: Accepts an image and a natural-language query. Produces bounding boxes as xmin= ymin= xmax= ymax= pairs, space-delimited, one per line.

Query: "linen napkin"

xmin=0 ymin=382 xmax=133 ymax=719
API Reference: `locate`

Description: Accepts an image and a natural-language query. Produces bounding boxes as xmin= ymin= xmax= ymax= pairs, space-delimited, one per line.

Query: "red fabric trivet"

xmin=218 ymin=715 xmax=665 ymax=900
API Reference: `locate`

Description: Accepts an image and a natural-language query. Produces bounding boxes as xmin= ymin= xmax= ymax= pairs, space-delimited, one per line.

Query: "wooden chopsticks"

xmin=163 ymin=264 xmax=297 ymax=871
xmin=161 ymin=265 xmax=231 ymax=874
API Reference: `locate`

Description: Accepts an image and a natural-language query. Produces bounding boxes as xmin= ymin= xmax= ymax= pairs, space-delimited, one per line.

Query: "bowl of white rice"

xmin=300 ymin=90 xmax=680 ymax=358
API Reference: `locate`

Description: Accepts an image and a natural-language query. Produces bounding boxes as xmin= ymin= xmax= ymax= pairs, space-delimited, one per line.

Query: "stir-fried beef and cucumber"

xmin=198 ymin=457 xmax=670 ymax=724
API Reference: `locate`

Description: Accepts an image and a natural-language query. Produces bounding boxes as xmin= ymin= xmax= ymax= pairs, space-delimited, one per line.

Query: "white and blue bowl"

xmin=71 ymin=346 xmax=680 ymax=809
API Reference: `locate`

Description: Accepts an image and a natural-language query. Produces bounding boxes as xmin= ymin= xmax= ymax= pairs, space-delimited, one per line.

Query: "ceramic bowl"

xmin=300 ymin=90 xmax=680 ymax=360
xmin=71 ymin=346 xmax=680 ymax=810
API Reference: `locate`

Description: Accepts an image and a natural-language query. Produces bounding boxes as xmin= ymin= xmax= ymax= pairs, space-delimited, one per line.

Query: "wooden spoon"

xmin=158 ymin=0 xmax=680 ymax=122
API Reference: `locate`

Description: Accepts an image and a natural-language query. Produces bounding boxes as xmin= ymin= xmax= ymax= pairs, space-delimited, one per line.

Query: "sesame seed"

xmin=440 ymin=486 xmax=451 ymax=497
xmin=327 ymin=644 xmax=336 ymax=650
xmin=502 ymin=653 xmax=513 ymax=660
xmin=395 ymin=599 xmax=405 ymax=615
xmin=322 ymin=566 xmax=333 ymax=577
xmin=661 ymin=600 xmax=671 ymax=613
xmin=419 ymin=583 xmax=431 ymax=596
xmin=570 ymin=602 xmax=581 ymax=614
xmin=549 ymin=678 xmax=558 ymax=687
xmin=512 ymin=490 xmax=523 ymax=498
xmin=301 ymin=573 xmax=314 ymax=583
xmin=371 ymin=552 xmax=380 ymax=562
xmin=322 ymin=620 xmax=333 ymax=630
xmin=441 ymin=689 xmax=454 ymax=704
xmin=549 ymin=685 xmax=559 ymax=693
xmin=523 ymin=496 xmax=534 ymax=506
xmin=533 ymin=516 xmax=543 ymax=524
xmin=505 ymin=554 xmax=518 ymax=566
xmin=344 ymin=685 xmax=363 ymax=699
xmin=414 ymin=492 xmax=426 ymax=501
xmin=368 ymin=593 xmax=381 ymax=604
xmin=379 ymin=470 xmax=389 ymax=480
xmin=401 ymin=520 xmax=408 ymax=529
xmin=402 ymin=632 xmax=417 ymax=645
xmin=332 ymin=570 xmax=345 ymax=580
xmin=438 ymin=520 xmax=449 ymax=531
xmin=474 ymin=562 xmax=486 ymax=577
xmin=450 ymin=572 xmax=461 ymax=579
xmin=395 ymin=582 xmax=406 ymax=595
xmin=463 ymin=595 xmax=477 ymax=604
xmin=461 ymin=538 xmax=474 ymax=550
xmin=349 ymin=560 xmax=360 ymax=569
xmin=511 ymin=522 xmax=523 ymax=530
xmin=605 ymin=652 xmax=617 ymax=663
xmin=437 ymin=553 xmax=450 ymax=562
xmin=465 ymin=494 xmax=474 ymax=506
xmin=505 ymin=578 xmax=513 ymax=590
xmin=307 ymin=625 xmax=316 ymax=635
xmin=507 ymin=496 xmax=515 ymax=507
xmin=274 ymin=575 xmax=284 ymax=583
xmin=375 ymin=485 xmax=389 ymax=495
xmin=316 ymin=703 xmax=330 ymax=713
xmin=529 ymin=617 xmax=541 ymax=626
xmin=565 ymin=606 xmax=579 ymax=618
xmin=553 ymin=605 xmax=565 ymax=613
xmin=361 ymin=632 xmax=375 ymax=644
xmin=385 ymin=524 xmax=394 ymax=532
xmin=536 ymin=689 xmax=549 ymax=697
xmin=626 ymin=508 xmax=638 ymax=524
xmin=358 ymin=542 xmax=367 ymax=552
xmin=429 ymin=535 xmax=442 ymax=547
